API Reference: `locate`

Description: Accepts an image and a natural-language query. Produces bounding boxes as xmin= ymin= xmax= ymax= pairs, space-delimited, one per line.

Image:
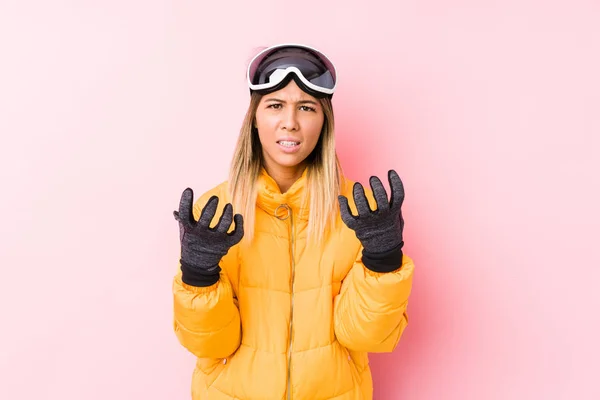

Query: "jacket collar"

xmin=256 ymin=167 xmax=310 ymax=220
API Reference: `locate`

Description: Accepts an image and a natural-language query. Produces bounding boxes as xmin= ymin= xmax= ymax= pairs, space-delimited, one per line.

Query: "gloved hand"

xmin=173 ymin=188 xmax=244 ymax=287
xmin=338 ymin=170 xmax=405 ymax=272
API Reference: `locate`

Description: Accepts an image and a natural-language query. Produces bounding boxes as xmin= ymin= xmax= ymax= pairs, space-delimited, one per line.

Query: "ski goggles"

xmin=247 ymin=43 xmax=337 ymax=98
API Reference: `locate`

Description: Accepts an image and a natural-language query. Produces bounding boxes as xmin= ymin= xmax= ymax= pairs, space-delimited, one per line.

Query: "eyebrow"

xmin=264 ymin=98 xmax=318 ymax=105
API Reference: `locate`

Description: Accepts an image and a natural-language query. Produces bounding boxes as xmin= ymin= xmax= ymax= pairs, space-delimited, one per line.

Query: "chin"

xmin=276 ymin=159 xmax=305 ymax=168
xmin=271 ymin=154 xmax=308 ymax=169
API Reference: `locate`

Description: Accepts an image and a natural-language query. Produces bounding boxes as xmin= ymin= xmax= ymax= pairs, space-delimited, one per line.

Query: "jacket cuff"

xmin=180 ymin=260 xmax=221 ymax=287
xmin=361 ymin=242 xmax=404 ymax=273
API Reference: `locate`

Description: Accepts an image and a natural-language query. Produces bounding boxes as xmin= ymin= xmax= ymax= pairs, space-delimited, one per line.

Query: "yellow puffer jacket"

xmin=173 ymin=168 xmax=415 ymax=399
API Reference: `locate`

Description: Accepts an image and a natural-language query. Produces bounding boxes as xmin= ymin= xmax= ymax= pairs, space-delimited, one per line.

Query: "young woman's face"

xmin=254 ymin=80 xmax=325 ymax=172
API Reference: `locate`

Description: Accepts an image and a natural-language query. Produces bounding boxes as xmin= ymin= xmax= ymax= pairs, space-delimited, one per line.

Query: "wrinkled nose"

xmin=281 ymin=108 xmax=299 ymax=131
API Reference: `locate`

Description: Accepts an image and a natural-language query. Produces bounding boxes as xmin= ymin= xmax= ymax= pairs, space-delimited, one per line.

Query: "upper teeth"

xmin=279 ymin=141 xmax=299 ymax=147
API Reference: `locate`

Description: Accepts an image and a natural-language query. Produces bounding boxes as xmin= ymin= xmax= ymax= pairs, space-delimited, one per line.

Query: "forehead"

xmin=261 ymin=80 xmax=318 ymax=102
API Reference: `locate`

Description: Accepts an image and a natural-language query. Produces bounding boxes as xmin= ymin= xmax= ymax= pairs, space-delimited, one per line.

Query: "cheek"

xmin=255 ymin=109 xmax=271 ymax=128
xmin=305 ymin=119 xmax=324 ymax=146
xmin=255 ymin=114 xmax=276 ymax=140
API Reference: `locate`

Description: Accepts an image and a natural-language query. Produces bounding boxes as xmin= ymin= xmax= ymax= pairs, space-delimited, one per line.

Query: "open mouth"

xmin=277 ymin=140 xmax=301 ymax=148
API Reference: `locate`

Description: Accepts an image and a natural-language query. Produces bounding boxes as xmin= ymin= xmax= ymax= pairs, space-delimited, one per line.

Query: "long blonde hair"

xmin=228 ymin=92 xmax=344 ymax=245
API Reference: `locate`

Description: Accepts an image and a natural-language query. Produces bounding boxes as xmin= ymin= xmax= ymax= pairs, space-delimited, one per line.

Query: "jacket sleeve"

xmin=172 ymin=190 xmax=241 ymax=359
xmin=333 ymin=247 xmax=415 ymax=353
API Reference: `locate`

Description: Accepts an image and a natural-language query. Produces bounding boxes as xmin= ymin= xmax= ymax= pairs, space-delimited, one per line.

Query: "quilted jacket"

xmin=173 ymin=167 xmax=415 ymax=399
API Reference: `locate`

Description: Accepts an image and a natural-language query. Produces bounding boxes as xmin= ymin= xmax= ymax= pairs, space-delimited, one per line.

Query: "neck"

xmin=263 ymin=161 xmax=307 ymax=193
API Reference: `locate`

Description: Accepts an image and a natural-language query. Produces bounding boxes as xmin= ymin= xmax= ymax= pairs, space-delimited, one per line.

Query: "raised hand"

xmin=338 ymin=170 xmax=404 ymax=254
xmin=173 ymin=188 xmax=244 ymax=285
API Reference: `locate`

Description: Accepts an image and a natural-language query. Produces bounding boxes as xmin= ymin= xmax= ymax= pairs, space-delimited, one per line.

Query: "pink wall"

xmin=1 ymin=1 xmax=599 ymax=399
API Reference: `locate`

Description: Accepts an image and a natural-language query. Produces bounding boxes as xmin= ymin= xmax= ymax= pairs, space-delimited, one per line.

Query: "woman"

xmin=172 ymin=43 xmax=415 ymax=400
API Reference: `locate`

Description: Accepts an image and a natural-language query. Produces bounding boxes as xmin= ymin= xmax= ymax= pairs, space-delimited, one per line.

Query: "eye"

xmin=267 ymin=103 xmax=282 ymax=109
xmin=300 ymin=105 xmax=316 ymax=112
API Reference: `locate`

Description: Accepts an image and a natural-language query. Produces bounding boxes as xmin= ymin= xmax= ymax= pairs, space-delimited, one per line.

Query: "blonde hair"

xmin=228 ymin=92 xmax=344 ymax=245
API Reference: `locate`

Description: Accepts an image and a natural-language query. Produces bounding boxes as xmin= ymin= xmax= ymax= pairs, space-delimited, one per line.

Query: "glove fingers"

xmin=353 ymin=182 xmax=372 ymax=215
xmin=388 ymin=170 xmax=405 ymax=211
xmin=229 ymin=214 xmax=245 ymax=244
xmin=198 ymin=196 xmax=219 ymax=227
xmin=177 ymin=188 xmax=194 ymax=223
xmin=369 ymin=175 xmax=389 ymax=212
xmin=216 ymin=203 xmax=233 ymax=233
xmin=338 ymin=195 xmax=357 ymax=230
xmin=178 ymin=221 xmax=185 ymax=242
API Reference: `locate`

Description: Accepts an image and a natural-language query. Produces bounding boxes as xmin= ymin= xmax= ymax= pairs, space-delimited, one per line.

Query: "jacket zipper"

xmin=277 ymin=204 xmax=296 ymax=400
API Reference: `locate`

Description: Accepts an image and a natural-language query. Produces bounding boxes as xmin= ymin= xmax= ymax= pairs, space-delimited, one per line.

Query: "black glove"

xmin=173 ymin=188 xmax=244 ymax=287
xmin=338 ymin=170 xmax=405 ymax=273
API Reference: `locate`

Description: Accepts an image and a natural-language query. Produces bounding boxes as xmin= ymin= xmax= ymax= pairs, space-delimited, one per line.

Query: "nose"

xmin=281 ymin=107 xmax=299 ymax=131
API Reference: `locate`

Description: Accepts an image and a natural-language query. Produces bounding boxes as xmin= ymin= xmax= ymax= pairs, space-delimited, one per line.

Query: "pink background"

xmin=1 ymin=1 xmax=599 ymax=399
